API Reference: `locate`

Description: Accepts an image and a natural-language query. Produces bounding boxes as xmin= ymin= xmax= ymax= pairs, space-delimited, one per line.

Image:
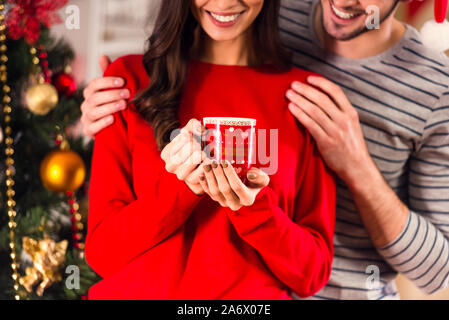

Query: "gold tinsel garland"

xmin=0 ymin=0 xmax=21 ymax=300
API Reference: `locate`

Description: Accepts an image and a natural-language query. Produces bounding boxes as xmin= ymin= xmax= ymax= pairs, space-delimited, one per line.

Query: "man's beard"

xmin=322 ymin=0 xmax=400 ymax=41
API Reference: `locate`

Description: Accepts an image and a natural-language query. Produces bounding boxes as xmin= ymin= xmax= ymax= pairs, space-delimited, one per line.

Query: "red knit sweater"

xmin=85 ymin=55 xmax=336 ymax=300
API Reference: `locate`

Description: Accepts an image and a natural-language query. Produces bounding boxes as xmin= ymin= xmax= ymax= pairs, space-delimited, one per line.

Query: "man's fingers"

xmin=86 ymin=100 xmax=126 ymax=122
xmin=286 ymin=90 xmax=338 ymax=135
xmin=288 ymin=103 xmax=328 ymax=142
xmin=306 ymin=76 xmax=353 ymax=113
xmin=83 ymin=115 xmax=114 ymax=137
xmin=87 ymin=89 xmax=130 ymax=111
xmin=83 ymin=77 xmax=126 ymax=100
xmin=99 ymin=55 xmax=112 ymax=73
xmin=290 ymin=81 xmax=342 ymax=122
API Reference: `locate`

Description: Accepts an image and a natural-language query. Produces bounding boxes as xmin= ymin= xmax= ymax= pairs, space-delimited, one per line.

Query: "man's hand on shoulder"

xmin=80 ymin=55 xmax=130 ymax=137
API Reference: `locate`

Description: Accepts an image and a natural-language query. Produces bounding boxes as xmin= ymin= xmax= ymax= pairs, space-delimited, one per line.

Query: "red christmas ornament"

xmin=52 ymin=73 xmax=77 ymax=97
xmin=6 ymin=0 xmax=68 ymax=45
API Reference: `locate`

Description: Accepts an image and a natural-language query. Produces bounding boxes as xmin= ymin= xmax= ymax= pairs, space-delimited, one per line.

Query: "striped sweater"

xmin=280 ymin=0 xmax=449 ymax=299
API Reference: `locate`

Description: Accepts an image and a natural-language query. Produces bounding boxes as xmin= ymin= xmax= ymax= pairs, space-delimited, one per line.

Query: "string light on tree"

xmin=67 ymin=191 xmax=85 ymax=257
xmin=0 ymin=0 xmax=22 ymax=300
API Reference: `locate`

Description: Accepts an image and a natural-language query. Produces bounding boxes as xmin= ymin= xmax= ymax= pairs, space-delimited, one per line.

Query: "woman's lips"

xmin=206 ymin=10 xmax=245 ymax=28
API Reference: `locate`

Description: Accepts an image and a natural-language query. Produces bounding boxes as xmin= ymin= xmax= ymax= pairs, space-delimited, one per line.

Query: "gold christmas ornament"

xmin=19 ymin=236 xmax=68 ymax=297
xmin=25 ymin=82 xmax=58 ymax=115
xmin=40 ymin=142 xmax=86 ymax=193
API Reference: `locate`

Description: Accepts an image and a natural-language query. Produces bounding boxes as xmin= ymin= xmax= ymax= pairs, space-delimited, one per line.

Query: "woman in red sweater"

xmin=85 ymin=0 xmax=336 ymax=300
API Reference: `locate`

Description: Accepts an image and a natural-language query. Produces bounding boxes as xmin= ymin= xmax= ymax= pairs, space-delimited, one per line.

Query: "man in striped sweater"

xmin=80 ymin=0 xmax=449 ymax=299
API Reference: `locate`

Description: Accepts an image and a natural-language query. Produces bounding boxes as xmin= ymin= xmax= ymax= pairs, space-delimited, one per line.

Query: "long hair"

xmin=133 ymin=0 xmax=291 ymax=151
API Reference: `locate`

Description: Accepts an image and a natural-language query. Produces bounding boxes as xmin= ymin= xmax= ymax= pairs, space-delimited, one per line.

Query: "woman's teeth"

xmin=331 ymin=3 xmax=361 ymax=19
xmin=210 ymin=12 xmax=241 ymax=23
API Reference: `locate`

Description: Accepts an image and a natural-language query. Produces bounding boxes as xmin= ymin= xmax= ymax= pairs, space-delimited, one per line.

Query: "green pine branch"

xmin=0 ymin=26 xmax=99 ymax=300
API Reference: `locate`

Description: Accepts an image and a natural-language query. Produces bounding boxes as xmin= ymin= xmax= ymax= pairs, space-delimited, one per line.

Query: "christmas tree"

xmin=0 ymin=0 xmax=99 ymax=300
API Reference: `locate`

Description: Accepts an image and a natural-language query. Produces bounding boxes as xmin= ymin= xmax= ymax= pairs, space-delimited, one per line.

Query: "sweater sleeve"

xmin=85 ymin=57 xmax=204 ymax=278
xmin=227 ymin=137 xmax=336 ymax=298
xmin=376 ymin=93 xmax=449 ymax=295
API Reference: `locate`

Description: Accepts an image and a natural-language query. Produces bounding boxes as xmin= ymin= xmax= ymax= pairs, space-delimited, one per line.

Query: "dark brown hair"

xmin=133 ymin=0 xmax=291 ymax=151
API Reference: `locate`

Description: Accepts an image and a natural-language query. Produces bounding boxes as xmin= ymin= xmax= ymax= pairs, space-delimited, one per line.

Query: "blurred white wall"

xmin=51 ymin=0 xmax=161 ymax=84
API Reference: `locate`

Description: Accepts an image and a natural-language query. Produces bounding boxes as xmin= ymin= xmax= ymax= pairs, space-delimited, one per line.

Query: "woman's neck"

xmin=192 ymin=29 xmax=252 ymax=66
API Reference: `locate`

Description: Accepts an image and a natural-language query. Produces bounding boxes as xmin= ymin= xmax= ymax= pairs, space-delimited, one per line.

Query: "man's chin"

xmin=324 ymin=23 xmax=368 ymax=41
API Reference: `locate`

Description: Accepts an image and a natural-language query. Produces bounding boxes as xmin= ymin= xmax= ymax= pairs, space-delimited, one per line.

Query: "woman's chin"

xmin=204 ymin=30 xmax=244 ymax=42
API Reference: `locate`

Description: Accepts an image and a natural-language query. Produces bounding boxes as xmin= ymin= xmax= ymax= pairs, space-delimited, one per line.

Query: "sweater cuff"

xmin=377 ymin=211 xmax=449 ymax=294
xmin=376 ymin=210 xmax=415 ymax=263
xmin=236 ymin=186 xmax=279 ymax=216
xmin=164 ymin=170 xmax=205 ymax=210
xmin=226 ymin=187 xmax=279 ymax=234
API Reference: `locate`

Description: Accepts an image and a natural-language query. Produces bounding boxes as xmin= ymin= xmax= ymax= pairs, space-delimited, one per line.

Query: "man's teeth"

xmin=210 ymin=12 xmax=241 ymax=23
xmin=331 ymin=3 xmax=360 ymax=19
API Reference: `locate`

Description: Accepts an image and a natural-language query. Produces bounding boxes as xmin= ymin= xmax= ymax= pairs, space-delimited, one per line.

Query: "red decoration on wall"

xmin=435 ymin=0 xmax=449 ymax=23
xmin=407 ymin=0 xmax=430 ymax=22
xmin=407 ymin=0 xmax=448 ymax=23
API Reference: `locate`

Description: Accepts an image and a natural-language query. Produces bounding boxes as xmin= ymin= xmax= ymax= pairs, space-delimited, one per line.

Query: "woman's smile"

xmin=206 ymin=10 xmax=245 ymax=27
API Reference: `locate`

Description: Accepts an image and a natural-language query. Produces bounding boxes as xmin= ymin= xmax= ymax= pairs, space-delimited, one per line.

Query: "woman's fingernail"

xmin=307 ymin=76 xmax=318 ymax=83
xmin=199 ymin=175 xmax=205 ymax=181
xmin=292 ymin=82 xmax=303 ymax=91
xmin=221 ymin=160 xmax=228 ymax=168
xmin=120 ymin=90 xmax=129 ymax=98
xmin=211 ymin=160 xmax=218 ymax=169
xmin=114 ymin=79 xmax=123 ymax=86
xmin=203 ymin=164 xmax=212 ymax=172
xmin=248 ymin=172 xmax=257 ymax=180
xmin=289 ymin=103 xmax=300 ymax=110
